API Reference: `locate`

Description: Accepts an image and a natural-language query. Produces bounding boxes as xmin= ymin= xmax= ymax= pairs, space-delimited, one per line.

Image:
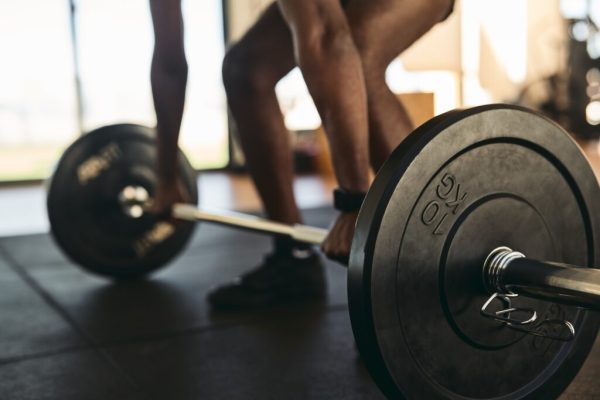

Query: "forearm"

xmin=151 ymin=57 xmax=188 ymax=180
xmin=300 ymin=37 xmax=371 ymax=193
xmin=149 ymin=0 xmax=187 ymax=181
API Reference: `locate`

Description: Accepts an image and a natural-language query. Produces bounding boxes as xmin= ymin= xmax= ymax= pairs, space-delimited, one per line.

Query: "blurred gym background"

xmin=0 ymin=0 xmax=599 ymax=230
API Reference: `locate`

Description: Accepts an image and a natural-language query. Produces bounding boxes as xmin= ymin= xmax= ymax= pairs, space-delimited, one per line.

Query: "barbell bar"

xmin=172 ymin=203 xmax=329 ymax=245
xmin=484 ymin=246 xmax=600 ymax=310
xmin=122 ymin=186 xmax=600 ymax=317
xmin=118 ymin=185 xmax=329 ymax=245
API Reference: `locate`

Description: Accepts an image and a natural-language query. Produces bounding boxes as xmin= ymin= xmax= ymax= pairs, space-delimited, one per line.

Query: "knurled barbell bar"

xmin=46 ymin=104 xmax=600 ymax=399
xmin=118 ymin=185 xmax=329 ymax=244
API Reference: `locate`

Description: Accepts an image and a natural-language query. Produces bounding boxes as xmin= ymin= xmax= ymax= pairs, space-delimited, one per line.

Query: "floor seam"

xmin=0 ymin=345 xmax=90 ymax=366
xmin=0 ymin=304 xmax=349 ymax=368
xmin=0 ymin=245 xmax=150 ymax=398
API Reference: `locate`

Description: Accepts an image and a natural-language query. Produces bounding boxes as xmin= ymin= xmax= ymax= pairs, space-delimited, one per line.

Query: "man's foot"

xmin=207 ymin=251 xmax=326 ymax=310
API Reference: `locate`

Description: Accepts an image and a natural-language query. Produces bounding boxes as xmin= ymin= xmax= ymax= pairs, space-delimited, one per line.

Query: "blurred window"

xmin=77 ymin=0 xmax=229 ymax=169
xmin=0 ymin=0 xmax=78 ymax=181
xmin=0 ymin=0 xmax=228 ymax=182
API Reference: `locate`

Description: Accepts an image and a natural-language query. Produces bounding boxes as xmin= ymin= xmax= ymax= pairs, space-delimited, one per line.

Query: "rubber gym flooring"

xmin=0 ymin=206 xmax=598 ymax=400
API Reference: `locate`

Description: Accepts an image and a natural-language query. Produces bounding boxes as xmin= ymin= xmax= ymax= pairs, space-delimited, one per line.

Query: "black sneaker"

xmin=207 ymin=251 xmax=327 ymax=310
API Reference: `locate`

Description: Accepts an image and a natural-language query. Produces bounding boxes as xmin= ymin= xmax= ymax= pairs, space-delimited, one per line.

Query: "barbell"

xmin=46 ymin=104 xmax=600 ymax=399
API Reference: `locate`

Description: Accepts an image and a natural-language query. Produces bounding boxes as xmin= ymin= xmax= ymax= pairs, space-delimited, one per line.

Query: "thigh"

xmin=344 ymin=0 xmax=454 ymax=71
xmin=231 ymin=2 xmax=296 ymax=82
xmin=276 ymin=0 xmax=348 ymax=37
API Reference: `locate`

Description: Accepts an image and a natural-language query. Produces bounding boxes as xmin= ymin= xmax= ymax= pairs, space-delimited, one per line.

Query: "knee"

xmin=294 ymin=20 xmax=356 ymax=77
xmin=222 ymin=44 xmax=275 ymax=98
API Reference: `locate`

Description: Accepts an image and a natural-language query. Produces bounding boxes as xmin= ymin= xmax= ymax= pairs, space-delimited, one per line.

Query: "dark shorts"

xmin=341 ymin=0 xmax=455 ymax=22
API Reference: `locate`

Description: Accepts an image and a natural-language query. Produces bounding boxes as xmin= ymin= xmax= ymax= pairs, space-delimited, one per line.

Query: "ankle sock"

xmin=274 ymin=236 xmax=315 ymax=260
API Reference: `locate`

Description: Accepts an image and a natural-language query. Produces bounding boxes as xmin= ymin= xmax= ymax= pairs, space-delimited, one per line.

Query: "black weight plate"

xmin=349 ymin=105 xmax=600 ymax=399
xmin=47 ymin=124 xmax=198 ymax=279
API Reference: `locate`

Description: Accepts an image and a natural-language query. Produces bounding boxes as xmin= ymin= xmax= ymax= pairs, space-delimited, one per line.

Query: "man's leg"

xmin=222 ymin=4 xmax=299 ymax=228
xmin=210 ymin=4 xmax=326 ymax=309
xmin=345 ymin=0 xmax=454 ymax=170
xmin=275 ymin=0 xmax=453 ymax=260
xmin=277 ymin=0 xmax=371 ymax=262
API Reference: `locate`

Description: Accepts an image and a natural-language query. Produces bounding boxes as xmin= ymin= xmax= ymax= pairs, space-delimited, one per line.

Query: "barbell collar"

xmin=484 ymin=247 xmax=600 ymax=310
xmin=172 ymin=203 xmax=328 ymax=245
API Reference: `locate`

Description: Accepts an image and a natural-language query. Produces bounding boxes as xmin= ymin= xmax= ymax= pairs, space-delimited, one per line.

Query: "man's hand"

xmin=321 ymin=210 xmax=359 ymax=265
xmin=150 ymin=176 xmax=193 ymax=218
